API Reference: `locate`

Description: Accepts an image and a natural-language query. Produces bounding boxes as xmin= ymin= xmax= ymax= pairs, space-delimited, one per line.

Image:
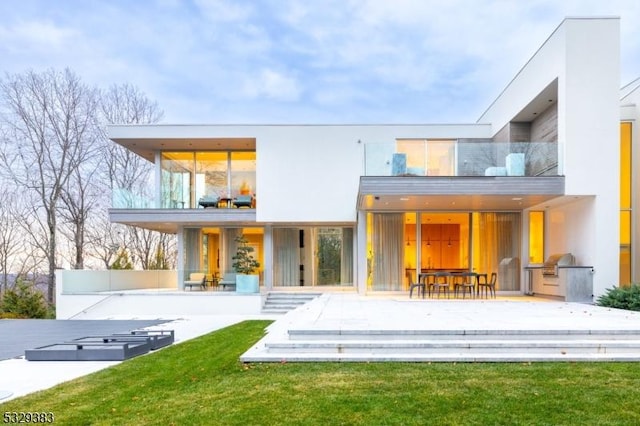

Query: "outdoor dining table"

xmin=418 ymin=271 xmax=483 ymax=299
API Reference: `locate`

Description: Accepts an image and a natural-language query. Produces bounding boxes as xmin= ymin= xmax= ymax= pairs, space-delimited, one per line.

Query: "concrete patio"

xmin=241 ymin=294 xmax=640 ymax=362
xmin=3 ymin=293 xmax=640 ymax=404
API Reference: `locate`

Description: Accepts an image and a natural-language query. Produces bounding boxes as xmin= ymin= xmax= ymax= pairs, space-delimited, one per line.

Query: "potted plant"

xmin=232 ymin=234 xmax=260 ymax=293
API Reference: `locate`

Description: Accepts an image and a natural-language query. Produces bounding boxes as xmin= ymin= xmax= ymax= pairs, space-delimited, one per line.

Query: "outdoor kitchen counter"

xmin=526 ymin=265 xmax=594 ymax=303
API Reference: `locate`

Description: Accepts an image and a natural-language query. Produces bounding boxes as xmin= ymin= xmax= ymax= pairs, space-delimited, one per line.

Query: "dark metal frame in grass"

xmin=24 ymin=329 xmax=174 ymax=361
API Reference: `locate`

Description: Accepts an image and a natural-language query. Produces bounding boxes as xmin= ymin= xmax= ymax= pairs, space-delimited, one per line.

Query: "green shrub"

xmin=110 ymin=248 xmax=133 ymax=270
xmin=596 ymin=284 xmax=640 ymax=311
xmin=1 ymin=281 xmax=49 ymax=318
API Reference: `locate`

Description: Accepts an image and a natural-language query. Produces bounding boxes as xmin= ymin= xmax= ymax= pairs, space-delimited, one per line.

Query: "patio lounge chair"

xmin=233 ymin=195 xmax=254 ymax=208
xmin=198 ymin=195 xmax=219 ymax=208
xmin=219 ymin=273 xmax=237 ymax=290
xmin=184 ymin=273 xmax=206 ymax=291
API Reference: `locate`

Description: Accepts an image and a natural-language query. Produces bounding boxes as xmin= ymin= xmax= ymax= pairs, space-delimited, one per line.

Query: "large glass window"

xmin=426 ymin=140 xmax=456 ymax=176
xmin=529 ymin=211 xmax=544 ymax=264
xmin=161 ymin=152 xmax=193 ymax=208
xmin=369 ymin=210 xmax=519 ymax=292
xmin=395 ymin=139 xmax=457 ymax=176
xmin=185 ymin=227 xmax=263 ymax=283
xmin=161 ymin=151 xmax=256 ymax=208
xmin=620 ymin=122 xmax=632 ymax=287
xmin=196 ymin=152 xmax=228 ymax=200
xmin=420 ymin=213 xmax=470 ymax=272
xmin=273 ymin=227 xmax=353 ymax=287
xmin=231 ymin=152 xmax=257 ymax=197
xmin=472 ymin=212 xmax=521 ymax=291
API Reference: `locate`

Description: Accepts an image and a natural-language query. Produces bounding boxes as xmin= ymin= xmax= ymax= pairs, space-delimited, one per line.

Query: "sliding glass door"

xmin=472 ymin=212 xmax=521 ymax=291
xmin=273 ymin=227 xmax=354 ymax=287
xmin=367 ymin=211 xmax=521 ymax=292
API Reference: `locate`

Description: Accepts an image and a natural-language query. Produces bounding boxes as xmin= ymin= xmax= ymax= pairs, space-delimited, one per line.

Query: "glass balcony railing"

xmin=364 ymin=140 xmax=559 ymax=177
xmin=112 ymin=187 xmax=257 ymax=210
xmin=112 ymin=188 xmax=154 ymax=209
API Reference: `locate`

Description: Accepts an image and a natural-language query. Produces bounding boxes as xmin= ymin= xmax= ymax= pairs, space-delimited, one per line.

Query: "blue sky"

xmin=0 ymin=0 xmax=639 ymax=124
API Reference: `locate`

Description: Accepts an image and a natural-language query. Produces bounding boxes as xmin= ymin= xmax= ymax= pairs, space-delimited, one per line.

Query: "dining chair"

xmin=477 ymin=272 xmax=497 ymax=298
xmin=454 ymin=272 xmax=476 ymax=299
xmin=431 ymin=272 xmax=451 ymax=299
xmin=408 ymin=272 xmax=425 ymax=299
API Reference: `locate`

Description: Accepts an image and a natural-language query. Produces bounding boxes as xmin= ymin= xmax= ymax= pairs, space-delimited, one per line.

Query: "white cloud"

xmin=242 ymin=68 xmax=301 ymax=101
xmin=0 ymin=0 xmax=638 ymax=124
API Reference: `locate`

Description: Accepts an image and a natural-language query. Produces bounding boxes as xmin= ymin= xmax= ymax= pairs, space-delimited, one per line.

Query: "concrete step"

xmin=287 ymin=329 xmax=640 ymax=341
xmin=241 ymin=352 xmax=640 ymax=363
xmin=261 ymin=309 xmax=294 ymax=314
xmin=241 ymin=327 xmax=640 ymax=363
xmin=264 ymin=304 xmax=307 ymax=310
xmin=267 ymin=293 xmax=321 ymax=299
xmin=265 ymin=339 xmax=640 ymax=355
xmin=260 ymin=292 xmax=321 ymax=314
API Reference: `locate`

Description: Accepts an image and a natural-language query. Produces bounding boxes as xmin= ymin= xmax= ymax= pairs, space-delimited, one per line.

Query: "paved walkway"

xmin=0 ymin=319 xmax=167 ymax=360
xmin=0 ymin=315 xmax=273 ymax=403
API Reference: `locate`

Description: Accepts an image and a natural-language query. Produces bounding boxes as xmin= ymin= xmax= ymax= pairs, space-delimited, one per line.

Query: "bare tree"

xmin=100 ymin=83 xmax=163 ymax=193
xmin=59 ymin=154 xmax=101 ymax=269
xmin=0 ymin=69 xmax=98 ymax=303
xmin=0 ymin=189 xmax=23 ymax=292
xmin=96 ymin=83 xmax=174 ymax=270
xmin=86 ymin=213 xmax=123 ymax=269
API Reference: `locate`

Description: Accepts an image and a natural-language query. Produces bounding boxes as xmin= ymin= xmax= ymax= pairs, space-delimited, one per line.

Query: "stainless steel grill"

xmin=542 ymin=253 xmax=575 ymax=277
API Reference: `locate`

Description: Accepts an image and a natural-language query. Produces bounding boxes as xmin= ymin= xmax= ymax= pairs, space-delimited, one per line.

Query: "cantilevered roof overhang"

xmin=109 ymin=125 xmax=256 ymax=162
xmin=108 ymin=209 xmax=258 ymax=233
xmin=358 ymin=176 xmax=566 ymax=211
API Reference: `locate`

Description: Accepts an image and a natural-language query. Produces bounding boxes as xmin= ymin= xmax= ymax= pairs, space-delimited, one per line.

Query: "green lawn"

xmin=2 ymin=320 xmax=640 ymax=425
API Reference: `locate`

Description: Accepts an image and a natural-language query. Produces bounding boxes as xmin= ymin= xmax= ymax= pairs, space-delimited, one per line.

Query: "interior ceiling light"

xmin=400 ymin=197 xmax=409 ymax=201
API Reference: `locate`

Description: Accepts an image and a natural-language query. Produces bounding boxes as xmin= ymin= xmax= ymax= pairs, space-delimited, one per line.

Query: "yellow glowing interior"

xmin=528 ymin=211 xmax=544 ymax=264
xmin=620 ymin=122 xmax=632 ymax=286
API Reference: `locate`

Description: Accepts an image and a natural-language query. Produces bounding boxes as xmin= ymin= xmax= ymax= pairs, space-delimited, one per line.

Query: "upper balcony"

xmin=113 ymin=150 xmax=257 ymax=210
xmin=364 ymin=139 xmax=559 ymax=177
xmin=359 ymin=139 xmax=564 ymax=211
xmin=110 ymin=150 xmax=257 ymax=232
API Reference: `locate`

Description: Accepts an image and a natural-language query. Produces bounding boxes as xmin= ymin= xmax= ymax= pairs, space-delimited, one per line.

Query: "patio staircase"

xmin=261 ymin=292 xmax=322 ymax=314
xmin=241 ymin=328 xmax=640 ymax=363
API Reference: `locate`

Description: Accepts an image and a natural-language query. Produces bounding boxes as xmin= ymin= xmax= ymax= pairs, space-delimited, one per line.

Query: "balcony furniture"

xmin=198 ymin=195 xmax=219 ymax=208
xmin=219 ymin=273 xmax=237 ymax=290
xmin=406 ymin=167 xmax=425 ymax=176
xmin=477 ymin=272 xmax=497 ymax=298
xmin=484 ymin=166 xmax=508 ymax=176
xmin=391 ymin=153 xmax=407 ymax=175
xmin=218 ymin=197 xmax=233 ymax=208
xmin=391 ymin=153 xmax=407 ymax=176
xmin=184 ymin=273 xmax=206 ymax=291
xmin=233 ymin=195 xmax=254 ymax=208
xmin=506 ymin=153 xmax=525 ymax=176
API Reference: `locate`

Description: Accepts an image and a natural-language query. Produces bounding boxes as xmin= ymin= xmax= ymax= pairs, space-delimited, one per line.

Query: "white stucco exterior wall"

xmin=562 ymin=19 xmax=620 ymax=295
xmin=255 ymin=126 xmax=363 ymax=223
xmin=254 ymin=124 xmax=491 ymax=223
xmin=478 ymin=18 xmax=620 ymax=297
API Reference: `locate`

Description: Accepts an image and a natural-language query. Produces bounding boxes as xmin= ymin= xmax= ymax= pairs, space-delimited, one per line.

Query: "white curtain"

xmin=477 ymin=213 xmax=521 ymax=291
xmin=372 ymin=213 xmax=404 ymax=290
xmin=273 ymin=228 xmax=300 ymax=287
xmin=222 ymin=228 xmax=241 ymax=273
xmin=341 ymin=228 xmax=354 ymax=285
xmin=184 ymin=228 xmax=202 ymax=278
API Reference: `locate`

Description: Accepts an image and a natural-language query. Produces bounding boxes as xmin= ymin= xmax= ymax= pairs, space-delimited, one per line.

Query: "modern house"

xmin=57 ymin=17 xmax=639 ymax=317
